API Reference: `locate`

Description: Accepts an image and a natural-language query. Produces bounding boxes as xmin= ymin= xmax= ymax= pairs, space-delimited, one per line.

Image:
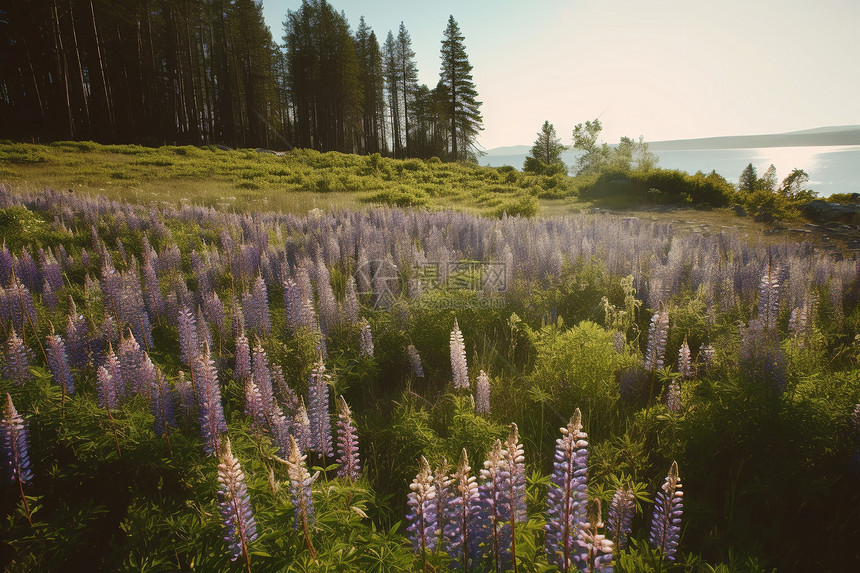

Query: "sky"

xmin=263 ymin=0 xmax=860 ymax=150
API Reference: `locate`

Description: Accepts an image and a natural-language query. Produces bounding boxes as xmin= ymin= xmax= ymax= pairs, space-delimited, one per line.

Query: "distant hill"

xmin=482 ymin=125 xmax=860 ymax=169
xmin=643 ymin=125 xmax=860 ymax=150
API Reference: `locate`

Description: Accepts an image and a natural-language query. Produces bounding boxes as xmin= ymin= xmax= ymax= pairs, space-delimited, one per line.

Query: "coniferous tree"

xmin=383 ymin=30 xmax=403 ymax=156
xmin=355 ymin=17 xmax=386 ymax=154
xmin=438 ymin=15 xmax=482 ymax=161
xmin=396 ymin=22 xmax=419 ymax=156
xmin=739 ymin=163 xmax=758 ymax=193
xmin=524 ymin=121 xmax=568 ymax=174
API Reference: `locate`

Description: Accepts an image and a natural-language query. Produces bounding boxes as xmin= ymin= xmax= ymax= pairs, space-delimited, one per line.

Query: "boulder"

xmin=802 ymin=200 xmax=860 ymax=224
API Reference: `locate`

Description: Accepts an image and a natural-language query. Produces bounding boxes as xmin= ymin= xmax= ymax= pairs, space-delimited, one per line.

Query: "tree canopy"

xmin=524 ymin=121 xmax=568 ymax=174
xmin=438 ymin=15 xmax=483 ymax=161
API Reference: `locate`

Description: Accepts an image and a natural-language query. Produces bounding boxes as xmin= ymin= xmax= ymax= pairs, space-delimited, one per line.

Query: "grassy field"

xmin=1 ymin=140 xmax=798 ymax=249
xmin=0 ymin=141 xmax=548 ymax=216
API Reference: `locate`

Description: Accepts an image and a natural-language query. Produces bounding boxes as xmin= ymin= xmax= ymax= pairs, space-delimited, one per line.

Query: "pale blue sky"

xmin=263 ymin=0 xmax=860 ymax=150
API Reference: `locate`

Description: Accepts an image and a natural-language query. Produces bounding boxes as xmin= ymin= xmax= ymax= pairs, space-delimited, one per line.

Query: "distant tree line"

xmin=0 ymin=0 xmax=482 ymax=160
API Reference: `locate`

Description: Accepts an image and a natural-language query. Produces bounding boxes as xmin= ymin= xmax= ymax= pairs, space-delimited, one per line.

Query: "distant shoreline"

xmin=484 ymin=125 xmax=860 ymax=155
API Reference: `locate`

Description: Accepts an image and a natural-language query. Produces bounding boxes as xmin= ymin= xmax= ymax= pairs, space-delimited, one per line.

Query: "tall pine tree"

xmin=438 ymin=15 xmax=482 ymax=161
xmin=396 ymin=22 xmax=418 ymax=156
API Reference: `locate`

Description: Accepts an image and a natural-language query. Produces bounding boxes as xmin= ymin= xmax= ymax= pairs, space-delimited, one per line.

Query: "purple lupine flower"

xmin=101 ymin=344 xmax=123 ymax=406
xmin=666 ymin=380 xmax=682 ymax=414
xmin=231 ymin=295 xmax=245 ymax=341
xmin=578 ymin=499 xmax=614 ymax=572
xmin=315 ymin=260 xmax=338 ymax=335
xmin=478 ymin=439 xmax=513 ymax=572
xmin=177 ymin=306 xmax=200 ymax=368
xmin=195 ymin=344 xmax=228 ymax=456
xmin=307 ymin=360 xmax=333 ymax=458
xmin=46 ymin=332 xmax=74 ymax=396
xmin=243 ymin=275 xmax=271 ymax=337
xmin=7 ymin=279 xmax=38 ymax=334
xmin=758 ymin=263 xmax=781 ymax=330
xmin=96 ymin=363 xmax=119 ymax=411
xmin=42 ymin=279 xmax=58 ymax=311
xmin=293 ymin=397 xmax=312 ymax=454
xmin=282 ymin=278 xmax=302 ymax=332
xmin=643 ymin=309 xmax=669 ymax=372
xmin=118 ymin=333 xmax=150 ymax=399
xmin=677 ymin=338 xmax=693 ymax=380
xmin=335 ymin=396 xmax=361 ymax=482
xmin=41 ymin=249 xmax=63 ymax=293
xmin=343 ymin=276 xmax=360 ymax=325
xmin=196 ymin=305 xmax=213 ymax=353
xmin=286 ymin=435 xmax=317 ymax=534
xmin=407 ymin=344 xmax=425 ymax=378
xmin=235 ymin=331 xmax=251 ymax=383
xmin=406 ymin=456 xmax=438 ymax=556
xmin=151 ymin=369 xmax=176 ymax=437
xmin=217 ymin=437 xmax=258 ymax=565
xmin=244 ymin=378 xmax=267 ymax=428
xmin=3 ymin=329 xmax=33 ymax=385
xmin=432 ymin=458 xmax=452 ymax=551
xmin=607 ymin=485 xmax=635 ymax=551
xmin=2 ymin=393 xmax=33 ymax=485
xmin=475 ymin=370 xmax=490 ymax=415
xmin=268 ymin=404 xmax=292 ymax=457
xmin=545 ymin=408 xmax=590 ymax=572
xmin=0 ymin=242 xmax=12 ymax=285
xmin=450 ymin=318 xmax=469 ymax=390
xmin=173 ymin=371 xmax=196 ymax=420
xmin=504 ymin=423 xmax=527 ymax=526
xmin=649 ymin=461 xmax=684 ymax=561
xmin=444 ymin=448 xmax=481 ymax=572
xmin=272 ymin=364 xmax=298 ymax=413
xmin=142 ymin=260 xmax=164 ymax=322
xmin=359 ymin=319 xmax=374 ymax=357
xmin=203 ymin=291 xmax=225 ymax=337
xmin=65 ymin=313 xmax=89 ymax=369
xmin=251 ymin=340 xmax=274 ymax=412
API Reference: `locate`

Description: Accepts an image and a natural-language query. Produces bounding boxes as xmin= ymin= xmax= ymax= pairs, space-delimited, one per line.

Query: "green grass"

xmin=0 ymin=140 xmax=823 ymax=248
xmin=0 ymin=141 xmax=554 ymax=216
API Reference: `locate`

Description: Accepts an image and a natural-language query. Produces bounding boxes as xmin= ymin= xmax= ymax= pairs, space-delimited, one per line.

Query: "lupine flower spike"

xmin=607 ymin=485 xmax=635 ymax=551
xmin=408 ymin=344 xmax=425 ymax=378
xmin=644 ymin=309 xmax=669 ymax=372
xmin=286 ymin=435 xmax=318 ymax=559
xmin=3 ymin=329 xmax=33 ymax=386
xmin=666 ymin=380 xmax=682 ymax=414
xmin=478 ymin=439 xmax=513 ymax=572
xmin=444 ymin=448 xmax=481 ymax=572
xmin=335 ymin=396 xmax=361 ymax=482
xmin=359 ymin=319 xmax=374 ymax=357
xmin=578 ymin=499 xmax=614 ymax=572
xmin=545 ymin=408 xmax=590 ymax=573
xmin=432 ymin=458 xmax=451 ymax=552
xmin=450 ymin=318 xmax=469 ymax=390
xmin=217 ymin=437 xmax=257 ymax=571
xmin=2 ymin=393 xmax=33 ymax=525
xmin=46 ymin=329 xmax=74 ymax=404
xmin=649 ymin=461 xmax=684 ymax=561
xmin=475 ymin=370 xmax=491 ymax=415
xmin=406 ymin=456 xmax=438 ymax=571
xmin=504 ymin=423 xmax=527 ymax=573
xmin=677 ymin=337 xmax=693 ymax=380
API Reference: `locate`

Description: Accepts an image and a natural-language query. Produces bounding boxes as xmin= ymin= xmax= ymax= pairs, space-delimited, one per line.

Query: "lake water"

xmin=483 ymin=145 xmax=860 ymax=197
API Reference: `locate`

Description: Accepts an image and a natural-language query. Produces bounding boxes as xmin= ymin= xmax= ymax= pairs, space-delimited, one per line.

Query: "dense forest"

xmin=0 ymin=0 xmax=482 ymax=160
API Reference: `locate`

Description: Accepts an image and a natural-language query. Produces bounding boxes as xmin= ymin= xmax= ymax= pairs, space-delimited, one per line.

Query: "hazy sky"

xmin=263 ymin=0 xmax=860 ymax=150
